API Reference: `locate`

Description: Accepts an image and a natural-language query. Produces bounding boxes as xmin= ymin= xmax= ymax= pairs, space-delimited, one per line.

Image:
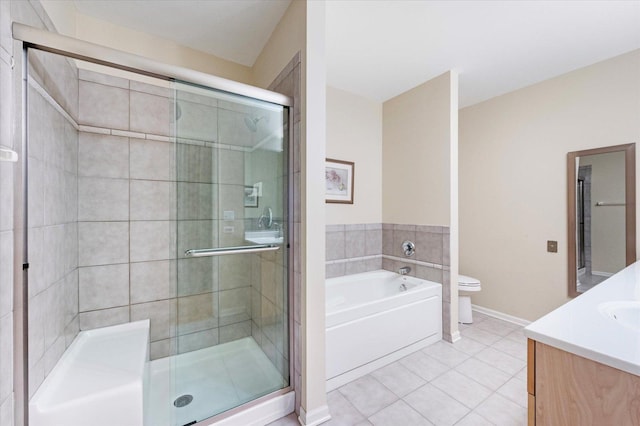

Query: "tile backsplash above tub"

xmin=326 ymin=223 xmax=450 ymax=284
xmin=326 ymin=224 xmax=382 ymax=278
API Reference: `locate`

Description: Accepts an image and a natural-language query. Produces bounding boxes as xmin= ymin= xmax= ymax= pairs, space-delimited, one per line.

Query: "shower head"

xmin=244 ymin=115 xmax=267 ymax=132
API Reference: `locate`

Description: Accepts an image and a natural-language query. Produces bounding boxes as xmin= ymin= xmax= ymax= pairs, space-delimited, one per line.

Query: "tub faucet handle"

xmin=402 ymin=240 xmax=415 ymax=257
xmin=399 ymin=266 xmax=411 ymax=275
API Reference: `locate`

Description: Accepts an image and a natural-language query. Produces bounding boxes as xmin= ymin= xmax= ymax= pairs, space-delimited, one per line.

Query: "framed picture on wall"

xmin=325 ymin=158 xmax=354 ymax=204
xmin=244 ymin=186 xmax=259 ymax=208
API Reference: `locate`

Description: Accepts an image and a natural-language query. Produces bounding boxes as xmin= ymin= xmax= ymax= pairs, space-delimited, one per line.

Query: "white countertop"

xmin=524 ymin=261 xmax=640 ymax=376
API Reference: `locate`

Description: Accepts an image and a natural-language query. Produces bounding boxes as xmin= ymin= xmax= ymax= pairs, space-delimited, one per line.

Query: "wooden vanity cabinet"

xmin=527 ymin=339 xmax=640 ymax=425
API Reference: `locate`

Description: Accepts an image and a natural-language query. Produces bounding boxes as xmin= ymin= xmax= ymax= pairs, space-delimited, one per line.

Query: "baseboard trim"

xmin=471 ymin=304 xmax=531 ymax=327
xmin=449 ymin=330 xmax=461 ymax=342
xmin=299 ymin=405 xmax=331 ymax=426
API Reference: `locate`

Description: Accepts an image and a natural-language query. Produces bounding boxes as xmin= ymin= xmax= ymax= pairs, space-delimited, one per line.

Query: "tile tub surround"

xmin=326 ymin=223 xmax=452 ymax=340
xmin=326 ymin=223 xmax=449 ymax=281
xmin=268 ymin=312 xmax=528 ymax=426
xmin=382 ymin=224 xmax=452 ymax=342
xmin=325 ymin=224 xmax=383 ymax=278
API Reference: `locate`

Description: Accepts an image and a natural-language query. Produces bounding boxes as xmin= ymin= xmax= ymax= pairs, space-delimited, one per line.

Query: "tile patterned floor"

xmin=269 ymin=312 xmax=528 ymax=426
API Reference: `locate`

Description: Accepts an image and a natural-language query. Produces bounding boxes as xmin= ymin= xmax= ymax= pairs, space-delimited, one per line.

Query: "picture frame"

xmin=325 ymin=158 xmax=354 ymax=204
xmin=244 ymin=185 xmax=259 ymax=208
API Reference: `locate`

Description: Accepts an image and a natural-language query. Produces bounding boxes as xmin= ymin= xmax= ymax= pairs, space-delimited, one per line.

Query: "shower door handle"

xmin=184 ymin=244 xmax=279 ymax=257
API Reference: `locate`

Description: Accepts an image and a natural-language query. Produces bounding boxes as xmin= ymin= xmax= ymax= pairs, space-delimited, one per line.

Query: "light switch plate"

xmin=547 ymin=240 xmax=558 ymax=253
xmin=223 ymin=210 xmax=235 ymax=221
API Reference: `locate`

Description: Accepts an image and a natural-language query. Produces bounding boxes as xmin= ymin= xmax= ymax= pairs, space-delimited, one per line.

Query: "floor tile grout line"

xmin=347 ymin=372 xmax=402 ymax=420
xmin=364 ymin=396 xmax=430 ymax=425
xmin=334 ymin=386 xmax=376 ymax=424
xmin=453 ymin=408 xmax=497 ymax=426
xmin=452 ymin=357 xmax=514 ymax=392
xmin=428 ymin=367 xmax=494 ymax=412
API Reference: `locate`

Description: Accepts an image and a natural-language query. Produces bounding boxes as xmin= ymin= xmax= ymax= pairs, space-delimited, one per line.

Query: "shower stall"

xmin=15 ymin=24 xmax=293 ymax=426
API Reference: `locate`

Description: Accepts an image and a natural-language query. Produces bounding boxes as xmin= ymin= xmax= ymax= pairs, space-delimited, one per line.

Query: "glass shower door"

xmin=172 ymin=81 xmax=289 ymax=425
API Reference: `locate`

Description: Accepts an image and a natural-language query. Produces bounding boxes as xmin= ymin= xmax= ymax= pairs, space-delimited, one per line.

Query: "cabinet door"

xmin=535 ymin=342 xmax=640 ymax=425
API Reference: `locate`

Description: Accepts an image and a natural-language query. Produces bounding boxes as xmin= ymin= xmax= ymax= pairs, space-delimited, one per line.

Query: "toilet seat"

xmin=458 ymin=274 xmax=481 ymax=292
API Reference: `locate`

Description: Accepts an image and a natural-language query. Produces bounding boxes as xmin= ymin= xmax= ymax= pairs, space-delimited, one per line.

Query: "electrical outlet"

xmin=547 ymin=240 xmax=558 ymax=253
xmin=223 ymin=226 xmax=234 ymax=234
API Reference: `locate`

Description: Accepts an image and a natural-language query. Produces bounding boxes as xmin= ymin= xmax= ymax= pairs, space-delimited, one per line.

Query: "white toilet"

xmin=458 ymin=274 xmax=481 ymax=324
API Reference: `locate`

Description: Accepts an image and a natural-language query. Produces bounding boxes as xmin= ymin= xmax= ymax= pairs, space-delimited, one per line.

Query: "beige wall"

xmin=382 ymin=71 xmax=459 ymax=339
xmin=251 ymin=0 xmax=306 ymax=89
xmin=580 ymin=151 xmax=626 ymax=274
xmin=382 ymin=72 xmax=453 ymax=226
xmin=460 ymin=49 xmax=640 ymax=322
xmin=41 ymin=2 xmax=253 ymax=84
xmin=302 ymin=2 xmax=329 ymax=422
xmin=40 ymin=0 xmax=76 ymax=36
xmin=326 ymin=86 xmax=382 ymax=224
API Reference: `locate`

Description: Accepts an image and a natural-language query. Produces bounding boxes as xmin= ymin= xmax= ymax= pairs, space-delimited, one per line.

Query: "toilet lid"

xmin=458 ymin=274 xmax=481 ymax=286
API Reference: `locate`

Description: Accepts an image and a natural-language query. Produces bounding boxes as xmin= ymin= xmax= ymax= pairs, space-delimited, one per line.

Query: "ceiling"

xmin=72 ymin=0 xmax=640 ymax=107
xmin=72 ymin=0 xmax=292 ymax=67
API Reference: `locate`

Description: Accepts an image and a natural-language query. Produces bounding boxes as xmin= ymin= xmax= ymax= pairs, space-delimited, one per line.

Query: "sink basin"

xmin=244 ymin=230 xmax=283 ymax=245
xmin=598 ymin=301 xmax=640 ymax=331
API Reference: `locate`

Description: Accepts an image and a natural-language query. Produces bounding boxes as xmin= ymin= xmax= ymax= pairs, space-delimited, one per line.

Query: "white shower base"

xmin=146 ymin=337 xmax=287 ymax=426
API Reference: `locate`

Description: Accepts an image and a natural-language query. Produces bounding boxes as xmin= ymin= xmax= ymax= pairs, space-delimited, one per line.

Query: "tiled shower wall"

xmin=2 ymin=0 xmax=82 ymax=421
xmin=75 ymin=68 xmax=263 ymax=359
xmin=326 ymin=223 xmax=453 ymax=340
xmin=246 ymin=127 xmax=290 ymax=379
xmin=251 ymin=248 xmax=289 ymax=379
xmin=27 ymin=50 xmax=80 ymax=396
xmin=74 ymin=68 xmax=179 ymax=359
xmin=267 ymin=52 xmax=301 ymax=413
xmin=0 ymin=1 xmax=15 ymax=422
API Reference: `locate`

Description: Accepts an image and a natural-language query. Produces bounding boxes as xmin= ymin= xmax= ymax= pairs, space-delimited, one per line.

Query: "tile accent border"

xmin=325 ymin=254 xmax=383 ymax=265
xmin=381 ymin=254 xmax=449 ymax=271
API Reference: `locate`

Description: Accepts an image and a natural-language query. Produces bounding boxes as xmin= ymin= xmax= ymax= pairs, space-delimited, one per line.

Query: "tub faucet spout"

xmin=399 ymin=266 xmax=411 ymax=275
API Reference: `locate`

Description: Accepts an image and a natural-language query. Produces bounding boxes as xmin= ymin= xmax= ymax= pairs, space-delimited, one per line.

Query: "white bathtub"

xmin=29 ymin=320 xmax=150 ymax=426
xmin=326 ymin=270 xmax=442 ymax=390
